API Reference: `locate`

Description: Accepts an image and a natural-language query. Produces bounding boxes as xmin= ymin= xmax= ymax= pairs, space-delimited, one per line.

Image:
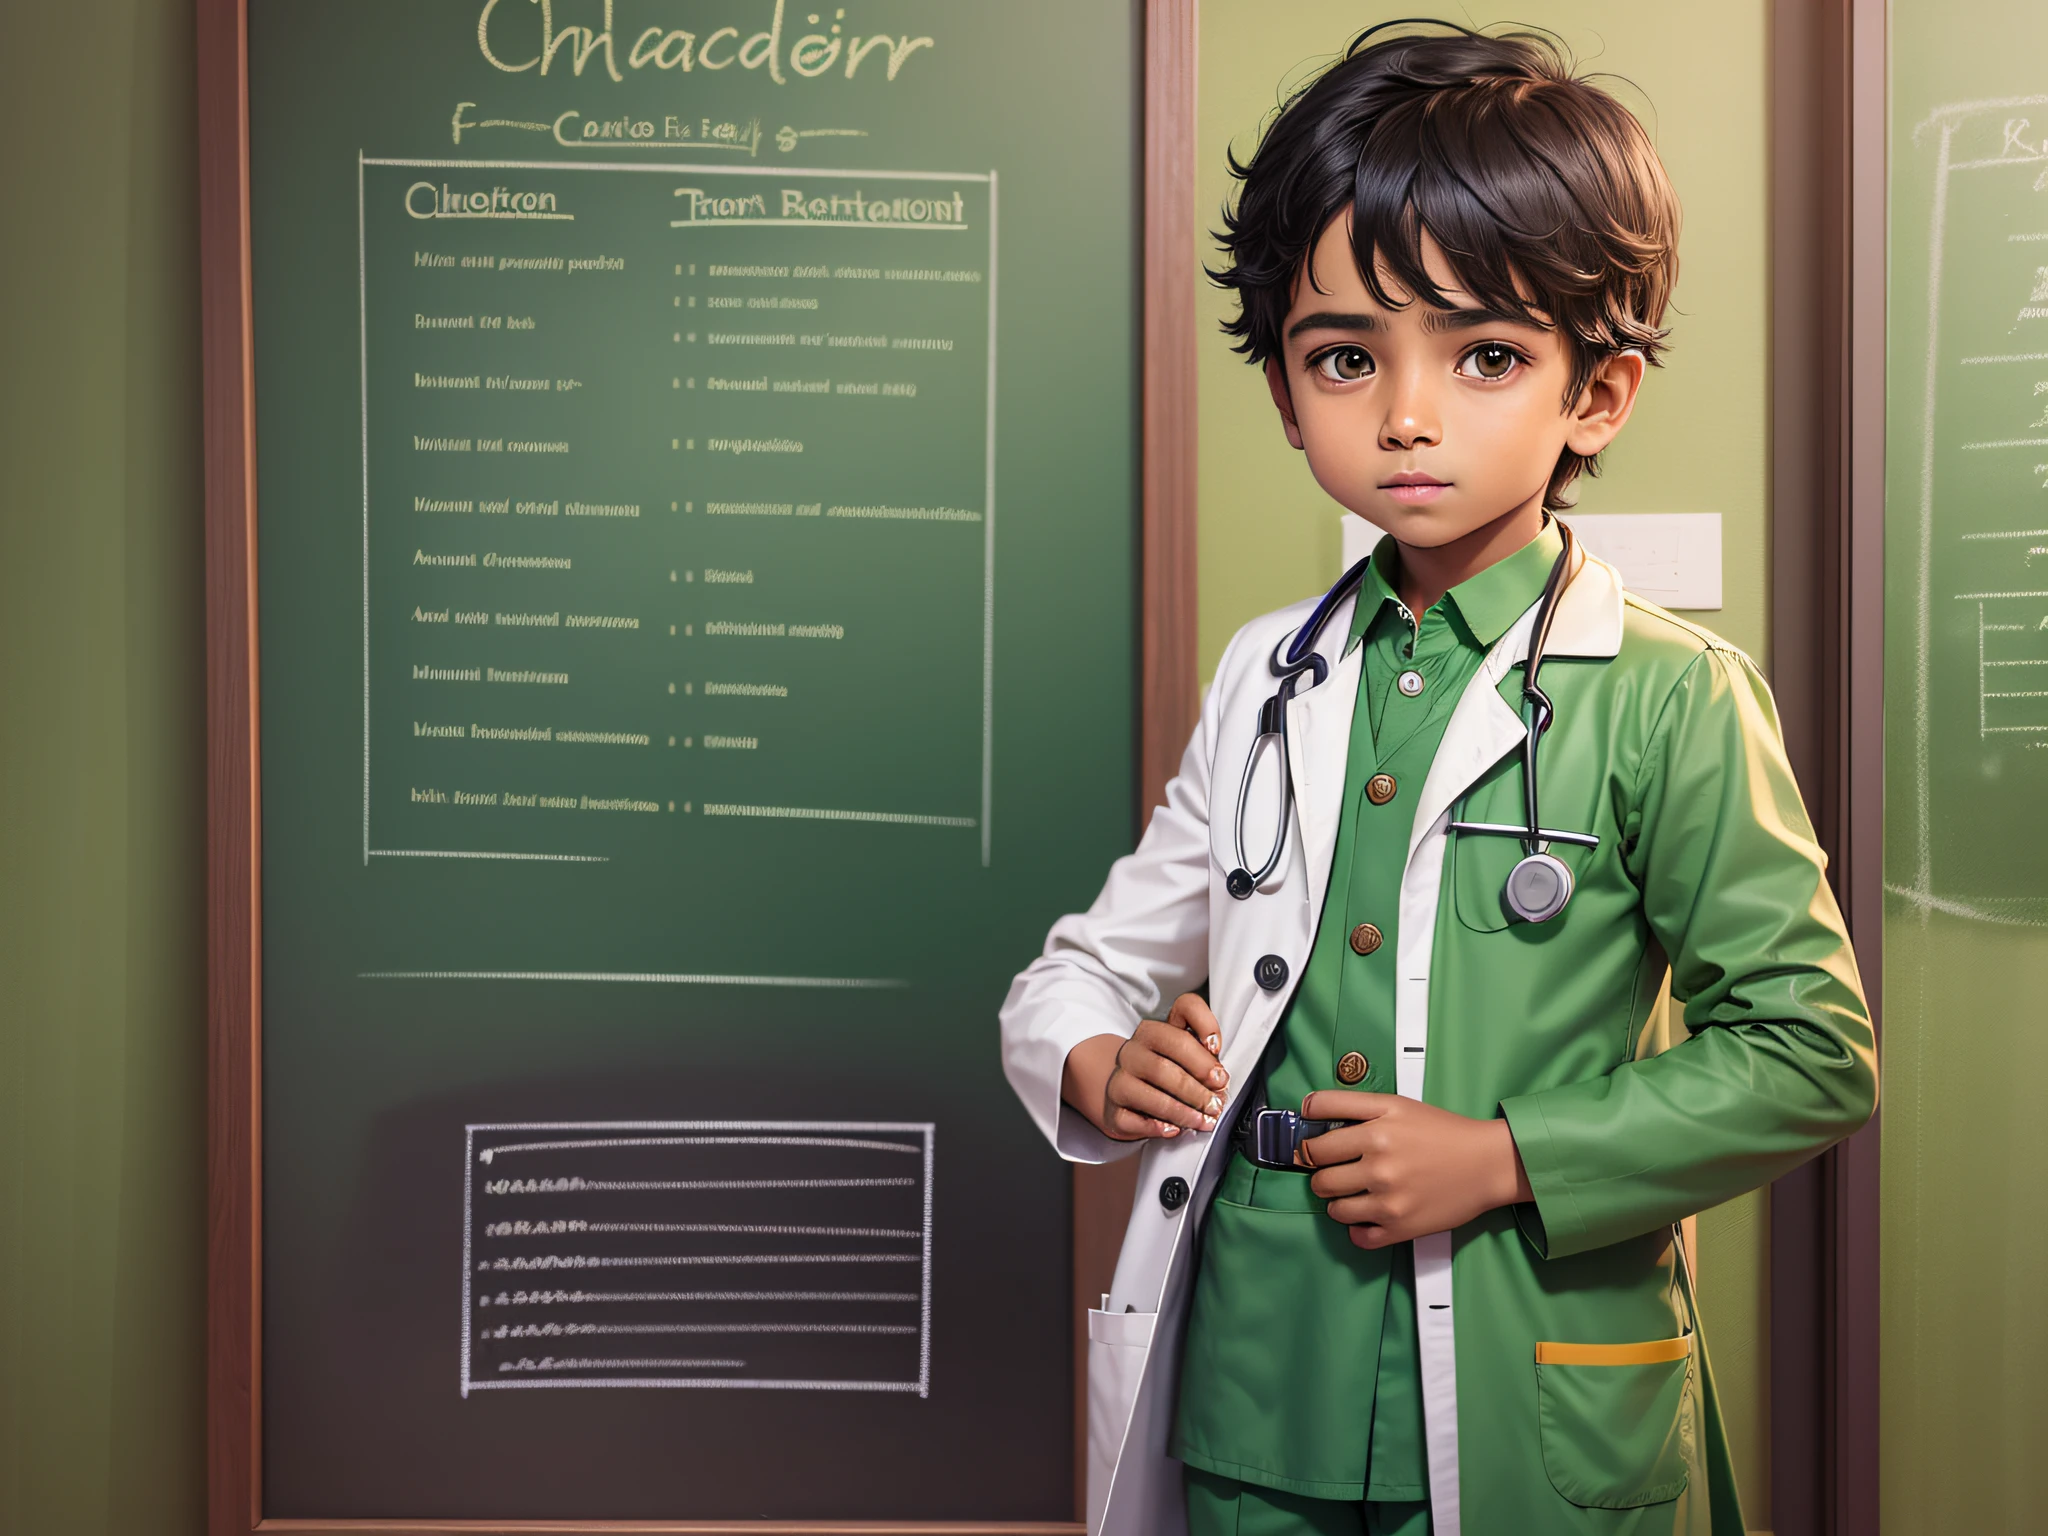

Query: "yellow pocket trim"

xmin=1536 ymin=1337 xmax=1691 ymax=1366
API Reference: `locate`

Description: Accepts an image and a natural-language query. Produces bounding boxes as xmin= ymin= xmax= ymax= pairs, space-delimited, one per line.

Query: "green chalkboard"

xmin=249 ymin=0 xmax=1139 ymax=1519
xmin=1883 ymin=9 xmax=2048 ymax=1526
xmin=1888 ymin=94 xmax=2048 ymax=921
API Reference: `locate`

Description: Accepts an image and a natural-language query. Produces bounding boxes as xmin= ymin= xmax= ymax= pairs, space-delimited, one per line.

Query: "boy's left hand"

xmin=1298 ymin=1091 xmax=1536 ymax=1249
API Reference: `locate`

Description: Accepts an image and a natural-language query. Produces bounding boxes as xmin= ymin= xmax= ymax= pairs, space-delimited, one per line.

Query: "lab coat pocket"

xmin=1534 ymin=1337 xmax=1692 ymax=1509
xmin=1450 ymin=820 xmax=1590 ymax=933
xmin=1086 ymin=1305 xmax=1156 ymax=1529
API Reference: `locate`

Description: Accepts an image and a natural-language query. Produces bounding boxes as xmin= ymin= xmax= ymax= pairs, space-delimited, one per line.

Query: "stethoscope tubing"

xmin=1230 ymin=711 xmax=1290 ymax=893
xmin=1227 ymin=525 xmax=1598 ymax=919
xmin=1226 ymin=555 xmax=1375 ymax=897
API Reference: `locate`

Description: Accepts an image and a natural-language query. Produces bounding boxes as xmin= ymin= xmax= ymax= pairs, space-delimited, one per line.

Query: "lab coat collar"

xmin=1348 ymin=522 xmax=1624 ymax=659
xmin=1539 ymin=539 xmax=1627 ymax=659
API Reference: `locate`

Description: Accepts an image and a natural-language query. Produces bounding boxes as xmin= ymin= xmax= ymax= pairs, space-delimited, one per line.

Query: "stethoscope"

xmin=1225 ymin=522 xmax=1599 ymax=924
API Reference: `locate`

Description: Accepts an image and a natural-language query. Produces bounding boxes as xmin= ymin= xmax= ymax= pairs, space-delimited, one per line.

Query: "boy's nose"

xmin=1377 ymin=372 xmax=1441 ymax=449
xmin=1378 ymin=407 xmax=1441 ymax=450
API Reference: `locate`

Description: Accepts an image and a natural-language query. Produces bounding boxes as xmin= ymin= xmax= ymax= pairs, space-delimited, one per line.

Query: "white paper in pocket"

xmin=1085 ymin=1306 xmax=1158 ymax=1531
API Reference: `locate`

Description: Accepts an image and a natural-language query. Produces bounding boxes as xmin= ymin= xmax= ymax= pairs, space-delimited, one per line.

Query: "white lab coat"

xmin=999 ymin=557 xmax=1627 ymax=1536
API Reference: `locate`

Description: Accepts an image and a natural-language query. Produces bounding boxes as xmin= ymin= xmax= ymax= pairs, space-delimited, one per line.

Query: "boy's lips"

xmin=1381 ymin=475 xmax=1449 ymax=504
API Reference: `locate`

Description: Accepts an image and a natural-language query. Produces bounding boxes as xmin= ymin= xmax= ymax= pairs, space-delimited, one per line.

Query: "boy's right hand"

xmin=1062 ymin=993 xmax=1229 ymax=1142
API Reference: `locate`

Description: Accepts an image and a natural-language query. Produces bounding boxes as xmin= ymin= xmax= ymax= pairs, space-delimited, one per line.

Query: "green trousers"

xmin=1185 ymin=1467 xmax=1431 ymax=1536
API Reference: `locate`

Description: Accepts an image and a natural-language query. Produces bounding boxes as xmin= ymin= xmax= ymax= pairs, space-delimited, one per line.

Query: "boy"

xmin=1000 ymin=24 xmax=1875 ymax=1536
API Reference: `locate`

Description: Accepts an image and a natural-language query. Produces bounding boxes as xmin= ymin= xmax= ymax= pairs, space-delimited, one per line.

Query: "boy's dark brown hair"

xmin=1215 ymin=21 xmax=1681 ymax=508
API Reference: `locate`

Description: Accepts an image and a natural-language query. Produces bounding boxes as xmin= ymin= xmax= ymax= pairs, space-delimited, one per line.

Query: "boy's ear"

xmin=1563 ymin=349 xmax=1648 ymax=459
xmin=1264 ymin=358 xmax=1306 ymax=451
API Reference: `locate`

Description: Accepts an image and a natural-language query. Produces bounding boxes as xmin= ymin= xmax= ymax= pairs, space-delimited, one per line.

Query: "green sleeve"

xmin=1499 ymin=647 xmax=1878 ymax=1259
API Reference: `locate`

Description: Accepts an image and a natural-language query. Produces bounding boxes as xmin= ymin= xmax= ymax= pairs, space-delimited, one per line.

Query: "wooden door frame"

xmin=197 ymin=0 xmax=1197 ymax=1530
xmin=1766 ymin=2 xmax=1886 ymax=1532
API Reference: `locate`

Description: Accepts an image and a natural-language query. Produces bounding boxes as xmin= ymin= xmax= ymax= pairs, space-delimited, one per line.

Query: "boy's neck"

xmin=1389 ymin=494 xmax=1549 ymax=616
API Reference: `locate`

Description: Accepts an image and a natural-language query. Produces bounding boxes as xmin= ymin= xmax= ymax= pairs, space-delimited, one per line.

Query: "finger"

xmin=1305 ymin=1156 xmax=1375 ymax=1199
xmin=1106 ymin=1105 xmax=1182 ymax=1141
xmin=1132 ymin=1021 xmax=1229 ymax=1104
xmin=1301 ymin=1090 xmax=1398 ymax=1123
xmin=1167 ymin=993 xmax=1225 ymax=1057
xmin=1324 ymin=1191 xmax=1394 ymax=1228
xmin=1109 ymin=1070 xmax=1216 ymax=1131
xmin=1147 ymin=1014 xmax=1229 ymax=1093
xmin=1297 ymin=1123 xmax=1375 ymax=1173
xmin=1343 ymin=1220 xmax=1409 ymax=1253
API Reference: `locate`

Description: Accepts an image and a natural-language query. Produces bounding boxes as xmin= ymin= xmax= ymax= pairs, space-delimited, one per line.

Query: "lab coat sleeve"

xmin=998 ymin=630 xmax=1234 ymax=1166
xmin=1499 ymin=646 xmax=1878 ymax=1258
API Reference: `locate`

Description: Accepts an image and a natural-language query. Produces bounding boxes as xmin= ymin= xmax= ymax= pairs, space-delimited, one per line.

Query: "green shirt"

xmin=1172 ymin=525 xmax=1564 ymax=1502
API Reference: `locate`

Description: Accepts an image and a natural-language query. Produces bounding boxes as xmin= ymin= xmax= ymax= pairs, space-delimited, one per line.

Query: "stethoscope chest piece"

xmin=1503 ymin=851 xmax=1574 ymax=924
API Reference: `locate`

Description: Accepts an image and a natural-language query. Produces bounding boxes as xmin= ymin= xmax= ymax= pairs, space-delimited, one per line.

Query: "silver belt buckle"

xmin=1246 ymin=1107 xmax=1337 ymax=1172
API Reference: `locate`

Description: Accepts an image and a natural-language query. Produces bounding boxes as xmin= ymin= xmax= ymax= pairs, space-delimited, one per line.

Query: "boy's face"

xmin=1265 ymin=217 xmax=1644 ymax=549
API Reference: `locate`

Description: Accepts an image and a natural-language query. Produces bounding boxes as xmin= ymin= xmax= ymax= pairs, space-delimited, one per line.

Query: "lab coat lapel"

xmin=1395 ymin=603 xmax=1539 ymax=1536
xmin=1284 ymin=632 xmax=1363 ymax=929
xmin=1406 ymin=607 xmax=1538 ymax=862
xmin=1403 ymin=551 xmax=1627 ymax=857
xmin=1280 ymin=548 xmax=1629 ymax=926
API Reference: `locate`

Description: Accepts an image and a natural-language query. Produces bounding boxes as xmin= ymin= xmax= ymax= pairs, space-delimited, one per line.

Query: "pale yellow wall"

xmin=1194 ymin=3 xmax=1773 ymax=1518
xmin=0 ymin=2 xmax=206 ymax=1532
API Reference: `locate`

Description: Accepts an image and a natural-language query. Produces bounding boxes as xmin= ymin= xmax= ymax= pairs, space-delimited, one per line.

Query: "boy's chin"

xmin=1363 ymin=498 xmax=1536 ymax=550
xmin=1362 ymin=506 xmax=1492 ymax=550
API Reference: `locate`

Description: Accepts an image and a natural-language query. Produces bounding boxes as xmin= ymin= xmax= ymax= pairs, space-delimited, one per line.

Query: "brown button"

xmin=1349 ymin=922 xmax=1383 ymax=956
xmin=1336 ymin=1051 xmax=1369 ymax=1084
xmin=1365 ymin=773 xmax=1398 ymax=806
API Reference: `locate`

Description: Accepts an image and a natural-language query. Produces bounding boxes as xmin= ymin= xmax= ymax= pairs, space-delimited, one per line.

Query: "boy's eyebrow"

xmin=1421 ymin=305 xmax=1545 ymax=334
xmin=1286 ymin=310 xmax=1382 ymax=339
xmin=1285 ymin=306 xmax=1548 ymax=341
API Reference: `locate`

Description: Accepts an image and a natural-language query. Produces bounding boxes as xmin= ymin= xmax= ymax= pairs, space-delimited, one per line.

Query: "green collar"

xmin=1348 ymin=519 xmax=1565 ymax=649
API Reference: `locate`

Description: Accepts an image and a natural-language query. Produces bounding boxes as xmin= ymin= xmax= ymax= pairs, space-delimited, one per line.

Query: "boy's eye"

xmin=1458 ymin=343 xmax=1521 ymax=381
xmin=1313 ymin=346 xmax=1374 ymax=382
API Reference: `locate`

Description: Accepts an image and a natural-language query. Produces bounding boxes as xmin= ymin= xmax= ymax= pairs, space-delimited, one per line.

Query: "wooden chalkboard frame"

xmin=1764 ymin=2 xmax=1884 ymax=1532
xmin=198 ymin=1 xmax=1197 ymax=1531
